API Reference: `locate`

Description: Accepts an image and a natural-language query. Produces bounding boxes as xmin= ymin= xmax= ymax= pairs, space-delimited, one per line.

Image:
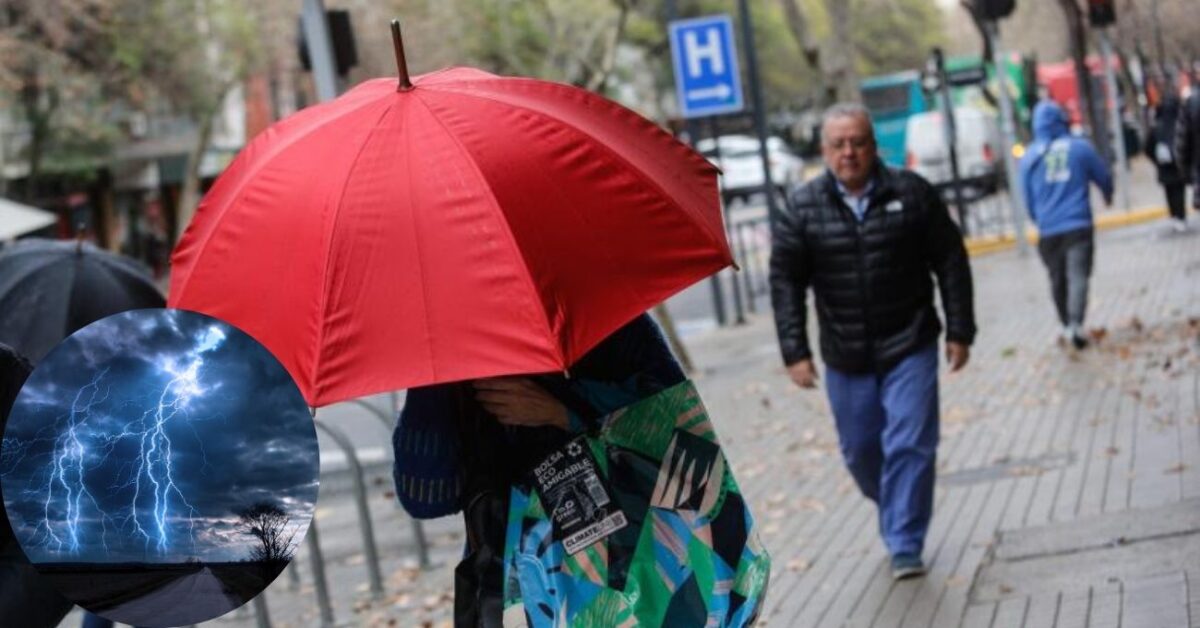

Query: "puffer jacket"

xmin=1176 ymin=92 xmax=1200 ymax=186
xmin=769 ymin=162 xmax=976 ymax=374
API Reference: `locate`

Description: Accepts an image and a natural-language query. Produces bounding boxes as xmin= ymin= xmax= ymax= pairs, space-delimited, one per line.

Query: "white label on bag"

xmin=532 ymin=436 xmax=628 ymax=554
xmin=563 ymin=511 xmax=627 ymax=555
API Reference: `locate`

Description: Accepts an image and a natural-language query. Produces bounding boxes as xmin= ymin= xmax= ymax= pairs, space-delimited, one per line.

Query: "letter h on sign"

xmin=669 ymin=14 xmax=745 ymax=119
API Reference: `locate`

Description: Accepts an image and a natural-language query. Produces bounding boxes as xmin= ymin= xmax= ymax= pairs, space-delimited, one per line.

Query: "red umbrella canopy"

xmin=169 ymin=67 xmax=731 ymax=407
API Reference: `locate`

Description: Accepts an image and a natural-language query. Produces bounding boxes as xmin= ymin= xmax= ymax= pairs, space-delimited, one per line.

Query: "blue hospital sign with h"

xmin=669 ymin=15 xmax=745 ymax=119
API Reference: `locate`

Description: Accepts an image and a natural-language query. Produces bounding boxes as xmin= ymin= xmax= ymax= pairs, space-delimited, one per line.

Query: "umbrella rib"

xmin=427 ymin=82 xmax=729 ymax=258
xmin=401 ymin=98 xmax=437 ymax=382
xmin=310 ymin=99 xmax=401 ymax=403
xmin=409 ymin=90 xmax=565 ymax=368
xmin=171 ymin=93 xmax=395 ymax=306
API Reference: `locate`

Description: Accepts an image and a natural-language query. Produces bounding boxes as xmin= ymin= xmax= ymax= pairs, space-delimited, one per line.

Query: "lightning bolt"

xmin=120 ymin=325 xmax=226 ymax=555
xmin=44 ymin=369 xmax=112 ymax=554
xmin=4 ymin=324 xmax=229 ymax=560
xmin=120 ymin=359 xmax=200 ymax=554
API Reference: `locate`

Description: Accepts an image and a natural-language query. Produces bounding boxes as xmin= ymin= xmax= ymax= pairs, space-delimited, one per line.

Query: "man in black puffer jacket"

xmin=769 ymin=103 xmax=976 ymax=581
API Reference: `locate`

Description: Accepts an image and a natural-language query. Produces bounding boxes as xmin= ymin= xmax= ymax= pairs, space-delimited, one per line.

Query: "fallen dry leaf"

xmin=1165 ymin=463 xmax=1188 ymax=474
xmin=944 ymin=406 xmax=973 ymax=424
xmin=1103 ymin=447 xmax=1120 ymax=457
xmin=1088 ymin=327 xmax=1108 ymax=342
xmin=1008 ymin=466 xmax=1042 ymax=477
xmin=786 ymin=557 xmax=811 ymax=572
xmin=797 ymin=498 xmax=827 ymax=513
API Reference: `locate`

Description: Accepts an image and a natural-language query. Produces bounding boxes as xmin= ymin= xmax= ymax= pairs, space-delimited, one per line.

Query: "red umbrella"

xmin=169 ymin=25 xmax=731 ymax=407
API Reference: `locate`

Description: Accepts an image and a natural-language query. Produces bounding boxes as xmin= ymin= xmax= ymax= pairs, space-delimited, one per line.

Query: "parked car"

xmin=696 ymin=135 xmax=804 ymax=204
xmin=904 ymin=107 xmax=1003 ymax=201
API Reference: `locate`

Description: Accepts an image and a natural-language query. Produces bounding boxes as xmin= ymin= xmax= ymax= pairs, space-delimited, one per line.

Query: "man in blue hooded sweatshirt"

xmin=1019 ymin=100 xmax=1113 ymax=349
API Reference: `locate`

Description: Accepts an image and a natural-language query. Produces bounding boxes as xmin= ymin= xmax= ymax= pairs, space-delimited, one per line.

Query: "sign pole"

xmin=932 ymin=48 xmax=970 ymax=234
xmin=986 ymin=20 xmax=1030 ymax=252
xmin=669 ymin=12 xmax=748 ymax=328
xmin=736 ymin=0 xmax=780 ymax=224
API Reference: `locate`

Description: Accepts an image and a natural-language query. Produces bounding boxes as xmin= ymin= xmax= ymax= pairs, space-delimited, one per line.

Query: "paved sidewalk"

xmin=68 ymin=219 xmax=1198 ymax=627
xmin=689 ymin=220 xmax=1200 ymax=628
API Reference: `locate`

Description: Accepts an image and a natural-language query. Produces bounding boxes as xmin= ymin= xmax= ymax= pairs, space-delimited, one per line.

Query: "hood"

xmin=1032 ymin=100 xmax=1070 ymax=142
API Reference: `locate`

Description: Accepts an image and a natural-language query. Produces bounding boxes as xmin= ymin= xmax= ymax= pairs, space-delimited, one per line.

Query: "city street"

xmin=56 ymin=206 xmax=1196 ymax=627
xmin=8 ymin=1 xmax=1198 ymax=626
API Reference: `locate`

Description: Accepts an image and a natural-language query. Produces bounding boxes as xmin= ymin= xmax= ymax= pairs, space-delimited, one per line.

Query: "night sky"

xmin=1 ymin=309 xmax=319 ymax=564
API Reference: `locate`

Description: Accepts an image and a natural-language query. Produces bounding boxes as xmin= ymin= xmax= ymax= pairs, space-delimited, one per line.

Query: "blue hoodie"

xmin=1019 ymin=101 xmax=1113 ymax=237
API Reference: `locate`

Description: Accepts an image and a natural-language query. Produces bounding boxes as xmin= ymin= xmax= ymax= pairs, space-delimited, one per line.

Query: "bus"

xmin=860 ymin=71 xmax=929 ymax=167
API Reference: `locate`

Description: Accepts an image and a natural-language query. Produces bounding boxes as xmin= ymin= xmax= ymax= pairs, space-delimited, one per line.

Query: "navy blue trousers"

xmin=825 ymin=342 xmax=939 ymax=557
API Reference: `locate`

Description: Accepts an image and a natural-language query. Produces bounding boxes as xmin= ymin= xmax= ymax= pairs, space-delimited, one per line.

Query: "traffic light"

xmin=975 ymin=0 xmax=1016 ymax=20
xmin=1088 ymin=0 xmax=1116 ymax=27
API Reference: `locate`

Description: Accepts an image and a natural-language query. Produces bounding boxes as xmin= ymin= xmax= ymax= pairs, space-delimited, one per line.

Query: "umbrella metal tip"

xmin=391 ymin=18 xmax=414 ymax=92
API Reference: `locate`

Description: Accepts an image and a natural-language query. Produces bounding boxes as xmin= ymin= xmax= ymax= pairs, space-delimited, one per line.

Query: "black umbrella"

xmin=0 ymin=238 xmax=165 ymax=363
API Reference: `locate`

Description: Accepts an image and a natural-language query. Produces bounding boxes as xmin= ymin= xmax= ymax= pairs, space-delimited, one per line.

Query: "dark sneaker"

xmin=1070 ymin=333 xmax=1089 ymax=350
xmin=891 ymin=553 xmax=926 ymax=580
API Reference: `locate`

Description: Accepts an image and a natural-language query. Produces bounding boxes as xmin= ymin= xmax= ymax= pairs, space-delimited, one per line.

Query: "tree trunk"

xmin=778 ymin=0 xmax=820 ymax=70
xmin=174 ymin=104 xmax=219 ymax=243
xmin=1057 ymin=0 xmax=1111 ymax=160
xmin=585 ymin=0 xmax=634 ymax=94
xmin=19 ymin=69 xmax=57 ymax=204
xmin=823 ymin=0 xmax=860 ymax=103
xmin=780 ymin=0 xmax=859 ymax=104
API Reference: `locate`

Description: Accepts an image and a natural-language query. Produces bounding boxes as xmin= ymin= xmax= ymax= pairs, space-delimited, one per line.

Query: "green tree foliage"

xmin=454 ymin=0 xmax=640 ymax=92
xmin=852 ymin=0 xmax=945 ymax=76
xmin=357 ymin=0 xmax=944 ymax=116
xmin=0 ymin=0 xmax=123 ymax=197
xmin=105 ymin=0 xmax=265 ymax=237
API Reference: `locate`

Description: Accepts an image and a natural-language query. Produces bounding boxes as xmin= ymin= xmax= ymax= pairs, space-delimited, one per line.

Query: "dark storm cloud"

xmin=0 ymin=310 xmax=318 ymax=564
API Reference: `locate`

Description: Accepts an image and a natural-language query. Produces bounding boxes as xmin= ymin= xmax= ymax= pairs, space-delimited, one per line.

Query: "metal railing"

xmin=248 ymin=396 xmax=432 ymax=627
xmin=709 ymin=185 xmax=1025 ymax=326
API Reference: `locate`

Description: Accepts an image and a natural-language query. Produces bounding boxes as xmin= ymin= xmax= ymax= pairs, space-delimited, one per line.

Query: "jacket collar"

xmin=822 ymin=159 xmax=895 ymax=209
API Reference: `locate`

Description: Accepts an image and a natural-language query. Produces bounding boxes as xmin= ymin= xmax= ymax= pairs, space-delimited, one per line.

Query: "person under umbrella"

xmin=392 ymin=314 xmax=687 ymax=627
xmin=0 ymin=238 xmax=165 ymax=363
xmin=0 ymin=343 xmax=74 ymax=627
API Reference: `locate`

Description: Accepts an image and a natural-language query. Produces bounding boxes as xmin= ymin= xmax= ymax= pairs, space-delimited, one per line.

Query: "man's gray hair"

xmin=821 ymin=102 xmax=875 ymax=140
xmin=822 ymin=102 xmax=873 ymax=125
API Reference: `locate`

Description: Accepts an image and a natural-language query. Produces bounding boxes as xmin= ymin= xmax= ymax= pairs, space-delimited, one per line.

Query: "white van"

xmin=695 ymin=135 xmax=804 ymax=205
xmin=904 ymin=107 xmax=1003 ymax=200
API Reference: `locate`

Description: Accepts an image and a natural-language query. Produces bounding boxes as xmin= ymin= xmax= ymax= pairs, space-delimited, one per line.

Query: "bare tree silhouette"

xmin=236 ymin=501 xmax=297 ymax=567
